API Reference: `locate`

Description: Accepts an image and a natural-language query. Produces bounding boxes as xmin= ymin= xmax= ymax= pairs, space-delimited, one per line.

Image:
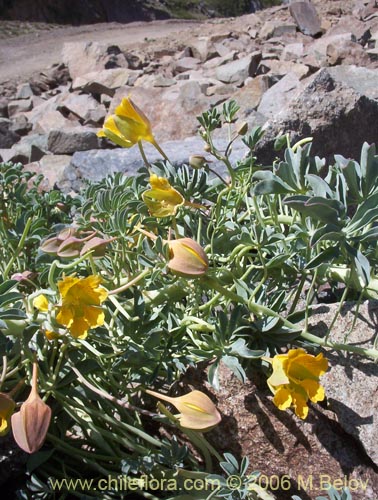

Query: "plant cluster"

xmin=0 ymin=97 xmax=376 ymax=499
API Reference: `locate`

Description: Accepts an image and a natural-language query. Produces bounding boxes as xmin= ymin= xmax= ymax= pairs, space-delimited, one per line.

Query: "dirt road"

xmin=0 ymin=19 xmax=203 ymax=84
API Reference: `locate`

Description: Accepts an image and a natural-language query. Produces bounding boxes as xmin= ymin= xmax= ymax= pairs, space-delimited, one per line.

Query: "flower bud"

xmin=166 ymin=238 xmax=208 ymax=278
xmin=237 ymin=121 xmax=248 ymax=136
xmin=11 ymin=363 xmax=51 ymax=453
xmin=146 ymin=389 xmax=221 ymax=431
xmin=189 ymin=155 xmax=209 ymax=170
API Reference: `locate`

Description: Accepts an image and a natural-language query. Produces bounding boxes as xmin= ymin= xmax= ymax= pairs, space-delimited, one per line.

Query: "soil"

xmin=0 ymin=18 xmax=204 ymax=85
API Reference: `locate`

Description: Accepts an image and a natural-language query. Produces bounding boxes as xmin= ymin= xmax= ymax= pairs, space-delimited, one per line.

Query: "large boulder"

xmin=47 ymin=127 xmax=103 ymax=154
xmin=306 ymin=300 xmax=378 ymax=466
xmin=254 ymin=66 xmax=378 ymax=164
xmin=62 ymin=42 xmax=128 ymax=80
xmin=57 ymin=135 xmax=247 ymax=192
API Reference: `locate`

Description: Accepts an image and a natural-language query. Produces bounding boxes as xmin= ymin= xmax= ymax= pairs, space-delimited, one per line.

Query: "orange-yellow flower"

xmin=56 ymin=275 xmax=108 ymax=339
xmin=142 ymin=174 xmax=184 ymax=217
xmin=266 ymin=348 xmax=328 ymax=419
xmin=97 ymin=97 xmax=156 ymax=148
xmin=146 ymin=389 xmax=221 ymax=431
xmin=0 ymin=392 xmax=15 ymax=436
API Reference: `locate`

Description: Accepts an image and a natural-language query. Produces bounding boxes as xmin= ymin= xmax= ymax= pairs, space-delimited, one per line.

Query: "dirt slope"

xmin=0 ymin=19 xmax=203 ymax=84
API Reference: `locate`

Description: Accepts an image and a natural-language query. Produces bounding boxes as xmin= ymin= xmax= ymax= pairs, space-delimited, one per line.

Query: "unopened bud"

xmin=11 ymin=363 xmax=51 ymax=454
xmin=146 ymin=389 xmax=221 ymax=431
xmin=189 ymin=155 xmax=209 ymax=170
xmin=203 ymin=144 xmax=211 ymax=152
xmin=237 ymin=121 xmax=248 ymax=136
xmin=166 ymin=238 xmax=208 ymax=278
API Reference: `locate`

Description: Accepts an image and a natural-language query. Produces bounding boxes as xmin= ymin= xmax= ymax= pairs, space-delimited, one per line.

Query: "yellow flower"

xmin=33 ymin=294 xmax=49 ymax=312
xmin=142 ymin=174 xmax=184 ymax=217
xmin=0 ymin=392 xmax=15 ymax=436
xmin=167 ymin=238 xmax=209 ymax=278
xmin=56 ymin=275 xmax=108 ymax=339
xmin=266 ymin=348 xmax=328 ymax=419
xmin=146 ymin=389 xmax=221 ymax=431
xmin=97 ymin=97 xmax=156 ymax=148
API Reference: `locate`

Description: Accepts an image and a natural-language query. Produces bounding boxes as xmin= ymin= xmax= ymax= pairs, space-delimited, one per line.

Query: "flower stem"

xmin=138 ymin=140 xmax=151 ymax=170
xmin=3 ymin=216 xmax=32 ymax=279
xmin=109 ymin=269 xmax=150 ymax=295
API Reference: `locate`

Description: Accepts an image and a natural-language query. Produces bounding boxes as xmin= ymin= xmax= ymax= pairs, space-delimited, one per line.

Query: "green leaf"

xmin=221 ymin=355 xmax=246 ymax=383
xmin=229 ymin=339 xmax=264 ymax=358
xmin=310 ymin=224 xmax=345 ymax=246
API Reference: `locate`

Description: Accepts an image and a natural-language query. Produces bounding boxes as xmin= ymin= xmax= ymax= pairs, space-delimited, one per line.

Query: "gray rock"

xmin=215 ymin=52 xmax=262 ymax=85
xmin=0 ymin=134 xmax=47 ymax=164
xmin=0 ymin=119 xmax=20 ymax=148
xmin=57 ymin=93 xmax=107 ymax=124
xmin=189 ymin=37 xmax=219 ymax=62
xmin=59 ymin=135 xmax=248 ymax=192
xmin=9 ymin=114 xmax=32 ymax=136
xmin=305 ymin=301 xmax=378 ymax=465
xmin=327 ymin=64 xmax=378 ymax=99
xmin=289 ymin=1 xmax=322 ymax=37
xmin=257 ymin=72 xmax=301 ymax=119
xmin=7 ymin=98 xmax=32 ymax=117
xmin=15 ymin=83 xmax=34 ymax=99
xmin=72 ymin=68 xmax=142 ymax=96
xmin=255 ymin=67 xmax=378 ymax=164
xmin=172 ymin=57 xmax=201 ymax=75
xmin=62 ymin=42 xmax=128 ymax=80
xmin=0 ymin=98 xmax=8 ymax=118
xmin=259 ymin=20 xmax=297 ymax=40
xmin=47 ymin=127 xmax=102 ymax=154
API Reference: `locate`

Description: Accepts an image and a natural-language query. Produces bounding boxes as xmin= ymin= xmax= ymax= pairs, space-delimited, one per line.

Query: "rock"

xmin=172 ymin=57 xmax=201 ymax=75
xmin=29 ymin=64 xmax=70 ymax=95
xmin=229 ymin=74 xmax=270 ymax=115
xmin=326 ymin=40 xmax=371 ymax=66
xmin=26 ymin=155 xmax=72 ymax=191
xmin=305 ymin=33 xmax=353 ymax=67
xmin=327 ymin=64 xmax=378 ymax=99
xmin=62 ymin=42 xmax=128 ymax=80
xmin=0 ymin=98 xmax=8 ymax=118
xmin=47 ymin=127 xmax=102 ymax=154
xmin=258 ymin=59 xmax=310 ymax=80
xmin=0 ymin=134 xmax=47 ymax=164
xmin=57 ymin=93 xmax=107 ymax=124
xmin=33 ymin=110 xmax=77 ymax=134
xmin=110 ymin=83 xmax=215 ymax=142
xmin=9 ymin=115 xmax=32 ymax=136
xmin=289 ymin=1 xmax=322 ymax=37
xmin=366 ymin=47 xmax=378 ymax=61
xmin=259 ymin=20 xmax=297 ymax=40
xmin=257 ymin=72 xmax=301 ymax=119
xmin=15 ymin=83 xmax=34 ymax=99
xmin=72 ymin=68 xmax=142 ymax=96
xmin=282 ymin=42 xmax=305 ymax=61
xmin=189 ymin=37 xmax=219 ymax=62
xmin=60 ymin=135 xmax=248 ymax=192
xmin=203 ymin=51 xmax=238 ymax=70
xmin=254 ymin=67 xmax=378 ymax=164
xmin=0 ymin=119 xmax=20 ymax=148
xmin=215 ymin=52 xmax=262 ymax=85
xmin=305 ymin=301 xmax=378 ymax=466
xmin=7 ymin=99 xmax=32 ymax=117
